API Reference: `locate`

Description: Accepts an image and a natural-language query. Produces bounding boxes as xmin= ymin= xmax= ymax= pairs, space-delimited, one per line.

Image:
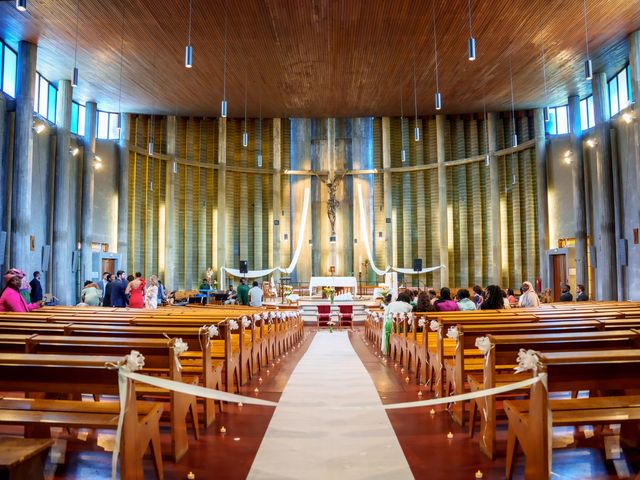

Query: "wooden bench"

xmin=504 ymin=349 xmax=640 ymax=479
xmin=445 ymin=320 xmax=604 ymax=426
xmin=0 ymin=353 xmax=164 ymax=480
xmin=467 ymin=329 xmax=640 ymax=459
xmin=0 ymin=437 xmax=54 ymax=480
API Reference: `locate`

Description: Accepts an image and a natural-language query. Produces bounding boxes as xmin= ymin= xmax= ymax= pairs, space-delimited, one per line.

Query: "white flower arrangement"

xmin=429 ymin=320 xmax=439 ymax=332
xmin=514 ymin=349 xmax=540 ymax=373
xmin=418 ymin=318 xmax=426 ymax=328
xmin=475 ymin=336 xmax=492 ymax=355
xmin=242 ymin=316 xmax=252 ymax=329
xmin=228 ymin=319 xmax=239 ymax=331
xmin=172 ymin=338 xmax=189 ymax=355
xmin=253 ymin=314 xmax=261 ymax=321
xmin=206 ymin=324 xmax=219 ymax=338
xmin=446 ymin=326 xmax=459 ymax=340
xmin=124 ymin=350 xmax=145 ymax=372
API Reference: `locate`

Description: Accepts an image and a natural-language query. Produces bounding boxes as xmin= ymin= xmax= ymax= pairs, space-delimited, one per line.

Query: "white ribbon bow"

xmin=475 ymin=336 xmax=492 ymax=355
xmin=446 ymin=326 xmax=459 ymax=340
xmin=514 ymin=349 xmax=540 ymax=373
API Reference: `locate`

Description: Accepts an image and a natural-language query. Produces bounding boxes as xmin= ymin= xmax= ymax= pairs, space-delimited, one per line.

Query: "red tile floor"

xmin=1 ymin=327 xmax=637 ymax=479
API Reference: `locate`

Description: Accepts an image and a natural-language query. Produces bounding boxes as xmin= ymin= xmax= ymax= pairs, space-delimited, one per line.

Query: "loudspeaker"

xmin=41 ymin=245 xmax=51 ymax=272
xmin=413 ymin=258 xmax=423 ymax=272
xmin=239 ymin=260 xmax=248 ymax=274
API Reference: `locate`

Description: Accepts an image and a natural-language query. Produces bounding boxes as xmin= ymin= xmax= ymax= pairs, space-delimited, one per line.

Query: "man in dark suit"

xmin=97 ymin=272 xmax=110 ymax=303
xmin=29 ymin=271 xmax=43 ymax=303
xmin=110 ymin=270 xmax=128 ymax=307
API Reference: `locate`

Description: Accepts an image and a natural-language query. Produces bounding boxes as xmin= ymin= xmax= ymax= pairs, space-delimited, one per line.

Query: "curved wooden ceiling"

xmin=0 ymin=0 xmax=638 ymax=117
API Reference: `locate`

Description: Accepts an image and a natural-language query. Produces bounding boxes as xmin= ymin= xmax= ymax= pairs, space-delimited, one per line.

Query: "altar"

xmin=309 ymin=276 xmax=358 ymax=296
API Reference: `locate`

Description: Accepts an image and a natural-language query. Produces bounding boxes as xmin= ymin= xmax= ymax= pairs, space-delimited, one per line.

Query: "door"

xmin=101 ymin=258 xmax=116 ymax=276
xmin=550 ymin=254 xmax=567 ymax=302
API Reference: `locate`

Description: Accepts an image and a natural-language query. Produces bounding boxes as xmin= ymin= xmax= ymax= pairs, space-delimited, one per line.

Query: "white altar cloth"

xmin=309 ymin=276 xmax=358 ymax=296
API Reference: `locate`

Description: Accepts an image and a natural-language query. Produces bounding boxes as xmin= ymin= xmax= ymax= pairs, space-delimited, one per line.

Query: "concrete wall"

xmin=93 ymin=139 xmax=119 ymax=250
xmin=547 ymin=135 xmax=576 ymax=248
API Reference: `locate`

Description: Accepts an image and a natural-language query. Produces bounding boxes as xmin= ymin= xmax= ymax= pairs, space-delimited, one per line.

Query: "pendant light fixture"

xmin=432 ymin=1 xmax=441 ymax=111
xmin=467 ymin=0 xmax=476 ymax=61
xmin=541 ymin=43 xmax=550 ymax=122
xmin=509 ymin=54 xmax=517 ymax=147
xmin=72 ymin=0 xmax=80 ymax=87
xmin=221 ymin=1 xmax=228 ymax=117
xmin=400 ymin=87 xmax=406 ymax=162
xmin=116 ymin=8 xmax=125 ymax=134
xmin=582 ymin=0 xmax=592 ymax=80
xmin=413 ymin=58 xmax=420 ymax=142
xmin=15 ymin=0 xmax=26 ymax=12
xmin=185 ymin=0 xmax=193 ymax=68
xmin=242 ymin=78 xmax=248 ymax=148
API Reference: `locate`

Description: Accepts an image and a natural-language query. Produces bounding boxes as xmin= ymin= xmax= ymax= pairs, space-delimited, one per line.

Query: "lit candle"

xmin=220 ymin=426 xmax=226 ymax=434
xmin=430 ymin=408 xmax=436 ymax=415
xmin=475 ymin=471 xmax=483 ymax=479
xmin=447 ymin=432 xmax=453 ymax=439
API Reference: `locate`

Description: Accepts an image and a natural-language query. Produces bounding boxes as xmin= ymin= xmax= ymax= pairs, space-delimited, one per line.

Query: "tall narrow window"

xmin=47 ymin=83 xmax=57 ymax=123
xmin=71 ymin=102 xmax=79 ymax=134
xmin=2 ymin=44 xmax=17 ymax=98
xmin=78 ymin=104 xmax=86 ymax=135
xmin=38 ymin=75 xmax=48 ymax=117
xmin=108 ymin=112 xmax=120 ymax=139
xmin=617 ymin=69 xmax=629 ymax=110
xmin=609 ymin=76 xmax=619 ymax=117
xmin=97 ymin=110 xmax=109 ymax=139
xmin=580 ymin=98 xmax=588 ymax=131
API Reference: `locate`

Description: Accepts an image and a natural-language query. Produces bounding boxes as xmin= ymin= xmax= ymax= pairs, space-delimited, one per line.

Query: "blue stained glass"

xmin=47 ymin=84 xmax=57 ymax=123
xmin=71 ymin=102 xmax=79 ymax=134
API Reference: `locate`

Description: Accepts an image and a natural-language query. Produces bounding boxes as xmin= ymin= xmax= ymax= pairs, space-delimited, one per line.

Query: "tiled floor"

xmin=1 ymin=327 xmax=638 ymax=479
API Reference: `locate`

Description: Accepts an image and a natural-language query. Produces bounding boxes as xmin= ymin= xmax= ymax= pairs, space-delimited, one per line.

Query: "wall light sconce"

xmin=33 ymin=121 xmax=46 ymax=134
xmin=563 ymin=150 xmax=572 ymax=164
xmin=622 ymin=112 xmax=633 ymax=124
xmin=70 ymin=147 xmax=79 ymax=156
xmin=586 ymin=138 xmax=597 ymax=148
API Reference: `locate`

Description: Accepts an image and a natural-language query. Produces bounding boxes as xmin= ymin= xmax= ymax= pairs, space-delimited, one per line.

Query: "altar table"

xmin=309 ymin=276 xmax=358 ymax=296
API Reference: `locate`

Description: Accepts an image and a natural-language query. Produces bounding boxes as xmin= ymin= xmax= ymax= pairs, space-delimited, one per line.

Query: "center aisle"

xmin=248 ymin=331 xmax=413 ymax=479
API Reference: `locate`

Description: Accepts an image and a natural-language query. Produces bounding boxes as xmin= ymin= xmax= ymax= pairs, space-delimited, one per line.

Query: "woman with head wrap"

xmin=0 ymin=269 xmax=43 ymax=312
xmin=518 ymin=281 xmax=541 ymax=308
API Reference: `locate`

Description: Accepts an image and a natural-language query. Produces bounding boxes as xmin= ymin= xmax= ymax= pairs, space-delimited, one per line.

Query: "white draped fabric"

xmin=220 ymin=188 xmax=311 ymax=283
xmin=356 ymin=184 xmax=445 ymax=277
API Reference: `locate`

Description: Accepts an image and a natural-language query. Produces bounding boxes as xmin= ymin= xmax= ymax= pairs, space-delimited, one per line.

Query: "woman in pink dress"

xmin=125 ymin=272 xmax=146 ymax=308
xmin=0 ymin=269 xmax=43 ymax=312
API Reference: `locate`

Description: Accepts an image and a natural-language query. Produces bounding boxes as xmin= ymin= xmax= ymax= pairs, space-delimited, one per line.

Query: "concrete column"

xmin=533 ymin=109 xmax=550 ymax=290
xmin=217 ymin=117 xmax=227 ymax=289
xmin=567 ymin=97 xmax=588 ymax=296
xmin=52 ymin=80 xmax=73 ymax=304
xmin=628 ymin=30 xmax=640 ymax=206
xmin=487 ymin=112 xmax=501 ymax=285
xmin=272 ymin=118 xmax=281 ymax=281
xmin=10 ymin=41 xmax=37 ymax=272
xmin=381 ymin=117 xmax=393 ymax=269
xmin=164 ymin=115 xmax=177 ymax=289
xmin=80 ymin=101 xmax=97 ymax=283
xmin=436 ymin=114 xmax=448 ymax=287
xmin=0 ymin=95 xmax=7 ymax=270
xmin=117 ymin=113 xmax=130 ymax=272
xmin=592 ymin=72 xmax=617 ymax=300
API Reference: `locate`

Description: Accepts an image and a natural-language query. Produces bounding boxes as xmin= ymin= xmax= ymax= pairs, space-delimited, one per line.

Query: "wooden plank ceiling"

xmin=0 ymin=0 xmax=638 ymax=118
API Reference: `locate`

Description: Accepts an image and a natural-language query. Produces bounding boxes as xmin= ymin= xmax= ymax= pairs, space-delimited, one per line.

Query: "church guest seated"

xmin=414 ymin=291 xmax=436 ymax=312
xmin=576 ymin=283 xmax=588 ymax=301
xmin=434 ymin=287 xmax=459 ymax=311
xmin=480 ymin=284 xmax=506 ymax=310
xmin=506 ymin=288 xmax=517 ymax=305
xmin=428 ymin=289 xmax=438 ymax=305
xmin=559 ymin=284 xmax=573 ymax=302
xmin=455 ymin=288 xmax=476 ymax=311
xmin=0 ymin=269 xmax=43 ymax=312
xmin=81 ymin=280 xmax=101 ymax=306
xmin=501 ymin=289 xmax=511 ymax=309
xmin=540 ymin=287 xmax=552 ymax=303
xmin=248 ymin=281 xmax=264 ymax=307
xmin=472 ymin=285 xmax=484 ymax=307
xmin=237 ymin=278 xmax=249 ymax=305
xmin=518 ymin=280 xmax=540 ymax=307
xmin=225 ymin=284 xmax=238 ymax=304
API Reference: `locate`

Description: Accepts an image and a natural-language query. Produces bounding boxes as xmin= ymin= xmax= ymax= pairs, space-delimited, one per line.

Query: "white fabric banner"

xmin=221 ymin=187 xmax=311 ymax=281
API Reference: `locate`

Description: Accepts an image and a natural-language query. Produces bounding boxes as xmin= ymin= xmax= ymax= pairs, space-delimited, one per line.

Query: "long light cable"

xmin=541 ymin=43 xmax=550 ymax=121
xmin=467 ymin=0 xmax=476 ymax=61
xmin=582 ymin=0 xmax=592 ymax=80
xmin=72 ymin=0 xmax=80 ymax=86
xmin=432 ymin=0 xmax=441 ymax=110
xmin=413 ymin=57 xmax=419 ymax=141
xmin=185 ymin=0 xmax=193 ymax=67
xmin=400 ymin=87 xmax=406 ymax=162
xmin=117 ymin=8 xmax=125 ymax=132
xmin=221 ymin=0 xmax=228 ymax=117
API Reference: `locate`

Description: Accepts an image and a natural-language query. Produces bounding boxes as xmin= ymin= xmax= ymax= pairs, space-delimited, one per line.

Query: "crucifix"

xmin=313 ymin=169 xmax=346 ymax=237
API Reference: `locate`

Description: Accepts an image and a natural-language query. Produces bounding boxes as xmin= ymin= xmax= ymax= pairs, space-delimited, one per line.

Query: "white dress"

xmin=145 ymin=285 xmax=158 ymax=309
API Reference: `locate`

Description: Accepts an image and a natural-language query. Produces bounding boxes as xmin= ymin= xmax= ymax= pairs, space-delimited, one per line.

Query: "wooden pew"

xmin=0 ymin=437 xmax=54 ymax=480
xmin=0 ymin=353 xmax=164 ymax=480
xmin=503 ymin=349 xmax=640 ymax=479
xmin=467 ymin=329 xmax=640 ymax=459
xmin=445 ymin=320 xmax=604 ymax=425
xmin=20 ymin=334 xmax=199 ymax=462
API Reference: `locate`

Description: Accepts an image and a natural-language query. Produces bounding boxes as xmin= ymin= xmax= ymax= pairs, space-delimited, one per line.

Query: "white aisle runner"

xmin=248 ymin=331 xmax=413 ymax=480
